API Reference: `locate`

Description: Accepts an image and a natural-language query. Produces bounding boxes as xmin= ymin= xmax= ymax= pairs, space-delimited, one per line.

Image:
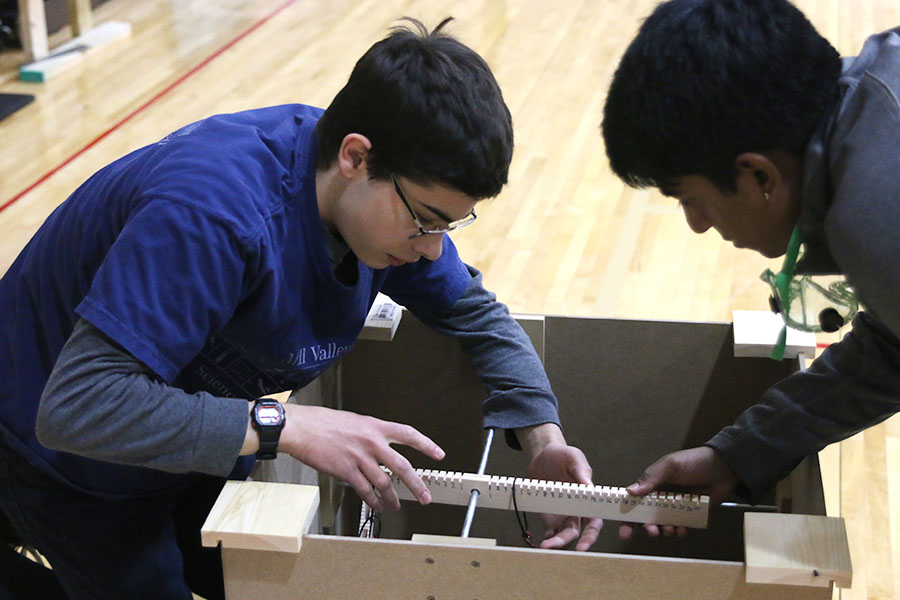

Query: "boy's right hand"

xmin=618 ymin=446 xmax=739 ymax=539
xmin=281 ymin=404 xmax=444 ymax=512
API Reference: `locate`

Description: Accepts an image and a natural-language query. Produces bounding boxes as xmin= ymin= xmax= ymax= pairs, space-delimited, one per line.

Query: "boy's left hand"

xmin=517 ymin=424 xmax=602 ymax=551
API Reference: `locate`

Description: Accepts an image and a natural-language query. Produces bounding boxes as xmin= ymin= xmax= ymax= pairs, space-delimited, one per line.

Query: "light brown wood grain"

xmin=219 ymin=530 xmax=832 ymax=600
xmin=388 ymin=469 xmax=710 ymax=528
xmin=67 ymin=0 xmax=93 ymax=37
xmin=745 ymin=513 xmax=852 ymax=589
xmin=206 ymin=481 xmax=831 ymax=600
xmin=200 ymin=481 xmax=319 ymax=553
xmin=15 ymin=0 xmax=48 ymax=60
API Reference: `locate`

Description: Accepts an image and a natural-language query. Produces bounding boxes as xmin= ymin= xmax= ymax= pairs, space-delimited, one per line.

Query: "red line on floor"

xmin=0 ymin=0 xmax=300 ymax=215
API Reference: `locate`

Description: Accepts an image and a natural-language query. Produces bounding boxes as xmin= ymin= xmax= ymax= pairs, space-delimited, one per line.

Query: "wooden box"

xmin=203 ymin=314 xmax=851 ymax=599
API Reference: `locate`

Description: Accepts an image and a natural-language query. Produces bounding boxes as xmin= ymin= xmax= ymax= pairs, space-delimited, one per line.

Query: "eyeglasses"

xmin=391 ymin=173 xmax=477 ymax=238
xmin=761 ymin=225 xmax=858 ymax=360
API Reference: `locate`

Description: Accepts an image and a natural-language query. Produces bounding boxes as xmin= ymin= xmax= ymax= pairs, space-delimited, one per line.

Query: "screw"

xmin=425 ymin=557 xmax=435 ymax=565
xmin=471 ymin=560 xmax=480 ymax=568
xmin=427 ymin=597 xmax=436 ymax=600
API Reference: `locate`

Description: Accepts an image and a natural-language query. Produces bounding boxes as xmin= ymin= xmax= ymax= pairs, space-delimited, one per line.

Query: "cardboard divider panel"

xmin=338 ymin=313 xmax=816 ymax=561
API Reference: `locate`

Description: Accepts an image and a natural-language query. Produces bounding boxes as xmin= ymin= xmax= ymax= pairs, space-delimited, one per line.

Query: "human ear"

xmin=336 ymin=134 xmax=373 ymax=178
xmin=735 ymin=152 xmax=780 ymax=201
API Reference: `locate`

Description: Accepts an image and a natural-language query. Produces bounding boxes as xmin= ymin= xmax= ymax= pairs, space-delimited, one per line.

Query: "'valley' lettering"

xmin=286 ymin=342 xmax=352 ymax=366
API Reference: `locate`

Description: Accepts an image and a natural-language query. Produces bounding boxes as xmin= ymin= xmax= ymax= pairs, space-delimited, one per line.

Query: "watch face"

xmin=256 ymin=405 xmax=283 ymax=425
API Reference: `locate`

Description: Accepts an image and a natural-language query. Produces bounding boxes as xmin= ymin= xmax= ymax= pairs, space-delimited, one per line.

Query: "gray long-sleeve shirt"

xmin=37 ymin=266 xmax=558 ymax=477
xmin=707 ymin=27 xmax=900 ymax=501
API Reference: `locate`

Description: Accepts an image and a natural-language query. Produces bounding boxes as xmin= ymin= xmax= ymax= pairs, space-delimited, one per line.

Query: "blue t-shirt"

xmin=0 ymin=104 xmax=471 ymax=495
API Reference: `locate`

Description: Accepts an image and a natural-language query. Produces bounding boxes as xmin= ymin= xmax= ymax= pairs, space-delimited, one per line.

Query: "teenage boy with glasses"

xmin=0 ymin=18 xmax=599 ymax=599
xmin=602 ymin=0 xmax=900 ymax=538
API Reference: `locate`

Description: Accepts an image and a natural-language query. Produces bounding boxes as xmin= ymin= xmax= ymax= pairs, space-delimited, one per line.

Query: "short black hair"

xmin=315 ymin=17 xmax=513 ymax=200
xmin=602 ymin=0 xmax=841 ymax=194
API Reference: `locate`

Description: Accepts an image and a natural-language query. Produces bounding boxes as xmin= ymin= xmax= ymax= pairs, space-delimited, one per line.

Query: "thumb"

xmin=627 ymin=461 xmax=671 ymax=496
xmin=626 ymin=479 xmax=655 ymax=496
xmin=569 ymin=464 xmax=593 ymax=486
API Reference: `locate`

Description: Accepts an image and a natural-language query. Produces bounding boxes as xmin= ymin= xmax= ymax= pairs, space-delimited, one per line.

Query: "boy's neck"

xmin=314 ymin=167 xmax=343 ymax=237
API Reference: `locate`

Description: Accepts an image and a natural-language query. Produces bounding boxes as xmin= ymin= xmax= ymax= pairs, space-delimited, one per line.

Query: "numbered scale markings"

xmin=386 ymin=468 xmax=708 ymax=529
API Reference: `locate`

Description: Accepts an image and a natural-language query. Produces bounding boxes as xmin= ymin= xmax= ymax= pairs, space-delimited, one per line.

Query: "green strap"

xmin=771 ymin=226 xmax=803 ymax=360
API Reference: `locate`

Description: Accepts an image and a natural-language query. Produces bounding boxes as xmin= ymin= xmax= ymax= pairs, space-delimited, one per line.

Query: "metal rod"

xmin=461 ymin=427 xmax=495 ymax=537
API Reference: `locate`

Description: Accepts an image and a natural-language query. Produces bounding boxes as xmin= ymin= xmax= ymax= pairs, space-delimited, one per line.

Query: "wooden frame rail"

xmin=201 ymin=480 xmax=851 ymax=600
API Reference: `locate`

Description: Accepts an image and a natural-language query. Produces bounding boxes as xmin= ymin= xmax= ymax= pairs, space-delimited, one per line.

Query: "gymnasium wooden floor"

xmin=1 ymin=1 xmax=898 ymax=598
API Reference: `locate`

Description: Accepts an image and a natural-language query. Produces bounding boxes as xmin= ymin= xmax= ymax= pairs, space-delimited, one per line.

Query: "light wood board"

xmin=388 ymin=468 xmax=709 ymax=528
xmin=200 ymin=480 xmax=318 ymax=553
xmin=745 ymin=513 xmax=852 ymax=589
xmin=219 ymin=534 xmax=831 ymax=600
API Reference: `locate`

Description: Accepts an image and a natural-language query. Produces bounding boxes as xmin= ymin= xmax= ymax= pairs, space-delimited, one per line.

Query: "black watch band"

xmin=251 ymin=399 xmax=285 ymax=460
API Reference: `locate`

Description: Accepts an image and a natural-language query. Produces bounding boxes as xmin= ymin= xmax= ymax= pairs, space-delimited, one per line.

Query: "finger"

xmin=676 ymin=526 xmax=688 ymax=538
xmin=360 ymin=459 xmax=401 ymax=511
xmin=383 ymin=422 xmax=445 ymax=461
xmin=347 ymin=469 xmax=383 ymax=512
xmin=379 ymin=450 xmax=432 ymax=505
xmin=626 ymin=482 xmax=648 ymax=496
xmin=627 ymin=455 xmax=677 ymax=496
xmin=661 ymin=524 xmax=676 ymax=537
xmin=574 ymin=517 xmax=603 ymax=552
xmin=626 ymin=477 xmax=658 ymax=496
xmin=542 ymin=517 xmax=563 ymax=542
xmin=539 ymin=516 xmax=581 ymax=549
xmin=566 ymin=450 xmax=593 ymax=485
xmin=570 ymin=464 xmax=593 ymax=486
xmin=643 ymin=522 xmax=660 ymax=537
xmin=618 ymin=523 xmax=634 ymax=540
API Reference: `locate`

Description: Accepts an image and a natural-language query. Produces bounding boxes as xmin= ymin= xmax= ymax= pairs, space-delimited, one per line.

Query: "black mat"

xmin=0 ymin=93 xmax=34 ymax=122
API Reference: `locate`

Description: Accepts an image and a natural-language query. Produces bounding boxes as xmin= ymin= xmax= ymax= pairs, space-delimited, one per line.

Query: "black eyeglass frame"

xmin=391 ymin=173 xmax=477 ymax=238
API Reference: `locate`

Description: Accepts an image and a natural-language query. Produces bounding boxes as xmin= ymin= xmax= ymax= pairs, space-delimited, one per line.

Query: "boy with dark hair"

xmin=0 ymin=18 xmax=599 ymax=599
xmin=602 ymin=0 xmax=900 ymax=537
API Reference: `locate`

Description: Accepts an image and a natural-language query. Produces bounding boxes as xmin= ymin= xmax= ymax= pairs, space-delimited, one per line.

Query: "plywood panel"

xmin=201 ymin=481 xmax=318 ymax=553
xmin=339 ymin=314 xmax=821 ymax=562
xmin=745 ymin=513 xmax=851 ymax=588
xmin=221 ymin=536 xmax=831 ymax=600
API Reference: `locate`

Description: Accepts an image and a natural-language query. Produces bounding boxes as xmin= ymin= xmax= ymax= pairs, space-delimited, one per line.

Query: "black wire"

xmin=511 ymin=478 xmax=535 ymax=547
xmin=357 ymin=511 xmax=373 ymax=537
xmin=358 ymin=508 xmax=382 ymax=538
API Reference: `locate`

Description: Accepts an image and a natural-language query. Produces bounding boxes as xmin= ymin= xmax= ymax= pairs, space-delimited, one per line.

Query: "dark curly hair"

xmin=602 ymin=0 xmax=841 ymax=194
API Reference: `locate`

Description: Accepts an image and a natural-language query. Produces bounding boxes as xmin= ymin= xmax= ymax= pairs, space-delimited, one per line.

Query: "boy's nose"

xmin=682 ymin=204 xmax=712 ymax=234
xmin=411 ymin=233 xmax=444 ymax=261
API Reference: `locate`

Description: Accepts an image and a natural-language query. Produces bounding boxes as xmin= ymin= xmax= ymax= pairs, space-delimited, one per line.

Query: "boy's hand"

xmin=618 ymin=446 xmax=738 ymax=539
xmin=518 ymin=424 xmax=602 ymax=551
xmin=280 ymin=404 xmax=444 ymax=512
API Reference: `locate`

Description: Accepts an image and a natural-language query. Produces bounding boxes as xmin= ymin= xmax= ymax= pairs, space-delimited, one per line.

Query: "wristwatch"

xmin=251 ymin=399 xmax=286 ymax=460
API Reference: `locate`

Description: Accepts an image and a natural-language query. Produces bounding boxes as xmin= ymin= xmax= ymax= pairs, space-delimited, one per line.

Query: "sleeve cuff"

xmin=705 ymin=428 xmax=797 ymax=505
xmin=193 ymin=395 xmax=251 ymax=476
xmin=482 ymin=387 xmax=561 ymax=451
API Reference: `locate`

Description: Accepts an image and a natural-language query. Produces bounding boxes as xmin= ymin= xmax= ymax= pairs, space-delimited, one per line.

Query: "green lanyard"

xmin=771 ymin=226 xmax=803 ymax=360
